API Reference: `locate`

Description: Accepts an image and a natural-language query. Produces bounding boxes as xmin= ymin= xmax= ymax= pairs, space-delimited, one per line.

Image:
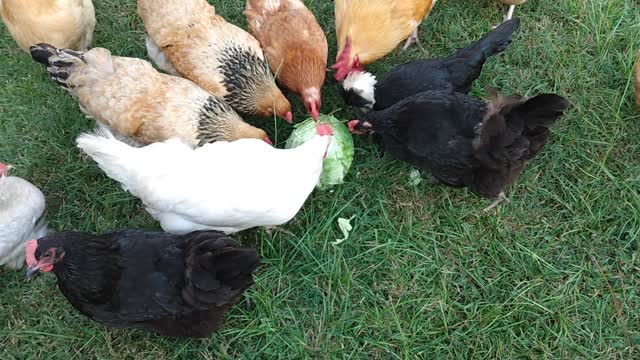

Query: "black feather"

xmin=33 ymin=230 xmax=260 ymax=338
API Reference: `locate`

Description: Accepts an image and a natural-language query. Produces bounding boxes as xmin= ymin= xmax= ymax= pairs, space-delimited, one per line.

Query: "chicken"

xmin=341 ymin=18 xmax=520 ymax=110
xmin=634 ymin=53 xmax=640 ymax=107
xmin=498 ymin=0 xmax=526 ymax=22
xmin=348 ymin=88 xmax=570 ymax=211
xmin=245 ymin=0 xmax=328 ymax=121
xmin=332 ymin=0 xmax=437 ymax=81
xmin=25 ymin=230 xmax=260 ymax=338
xmin=0 ymin=163 xmax=48 ymax=269
xmin=0 ymin=0 xmax=95 ymax=52
xmin=137 ymin=0 xmax=292 ymax=123
xmin=30 ymin=43 xmax=270 ymax=146
xmin=76 ymin=124 xmax=334 ymax=234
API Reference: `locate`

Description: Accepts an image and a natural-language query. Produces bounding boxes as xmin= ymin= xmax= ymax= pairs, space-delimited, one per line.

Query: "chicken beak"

xmin=347 ymin=120 xmax=359 ymax=133
xmin=283 ymin=111 xmax=293 ymax=124
xmin=263 ymin=137 xmax=273 ymax=146
xmin=311 ymin=103 xmax=319 ymax=122
xmin=26 ymin=265 xmax=40 ymax=279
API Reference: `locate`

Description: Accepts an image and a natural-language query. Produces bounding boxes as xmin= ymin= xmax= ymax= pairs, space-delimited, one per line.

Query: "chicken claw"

xmin=483 ymin=192 xmax=511 ymax=212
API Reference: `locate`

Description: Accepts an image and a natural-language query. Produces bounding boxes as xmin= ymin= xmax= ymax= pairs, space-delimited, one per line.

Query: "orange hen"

xmin=245 ymin=0 xmax=328 ymax=121
xmin=333 ymin=0 xmax=437 ymax=81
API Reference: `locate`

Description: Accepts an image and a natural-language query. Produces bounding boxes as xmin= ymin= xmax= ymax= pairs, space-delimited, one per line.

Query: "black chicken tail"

xmin=182 ymin=231 xmax=260 ymax=310
xmin=445 ymin=19 xmax=521 ymax=94
xmin=30 ymin=43 xmax=86 ymax=89
xmin=468 ymin=18 xmax=521 ymax=58
xmin=474 ymin=88 xmax=570 ymax=168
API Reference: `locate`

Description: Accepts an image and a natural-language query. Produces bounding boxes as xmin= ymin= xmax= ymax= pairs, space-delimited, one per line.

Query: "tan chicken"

xmin=332 ymin=0 xmax=437 ymax=81
xmin=30 ymin=43 xmax=271 ymax=147
xmin=0 ymin=0 xmax=95 ymax=52
xmin=634 ymin=53 xmax=640 ymax=107
xmin=138 ymin=0 xmax=293 ymax=123
xmin=498 ymin=0 xmax=526 ymax=22
xmin=245 ymin=0 xmax=327 ymax=121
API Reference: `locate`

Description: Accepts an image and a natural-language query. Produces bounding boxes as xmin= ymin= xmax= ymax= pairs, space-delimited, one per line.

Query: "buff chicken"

xmin=245 ymin=0 xmax=328 ymax=121
xmin=0 ymin=0 xmax=95 ymax=52
xmin=138 ymin=0 xmax=292 ymax=123
xmin=30 ymin=43 xmax=270 ymax=146
xmin=332 ymin=0 xmax=437 ymax=81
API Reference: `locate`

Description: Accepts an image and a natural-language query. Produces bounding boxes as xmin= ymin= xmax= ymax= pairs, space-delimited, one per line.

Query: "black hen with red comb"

xmin=349 ymin=88 xmax=570 ymax=210
xmin=25 ymin=230 xmax=260 ymax=338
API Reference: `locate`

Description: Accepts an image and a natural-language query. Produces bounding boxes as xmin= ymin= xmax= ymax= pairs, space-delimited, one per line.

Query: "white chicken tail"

xmin=76 ymin=128 xmax=141 ymax=191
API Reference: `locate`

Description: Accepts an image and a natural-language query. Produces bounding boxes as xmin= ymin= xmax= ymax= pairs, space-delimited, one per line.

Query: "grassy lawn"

xmin=1 ymin=0 xmax=639 ymax=358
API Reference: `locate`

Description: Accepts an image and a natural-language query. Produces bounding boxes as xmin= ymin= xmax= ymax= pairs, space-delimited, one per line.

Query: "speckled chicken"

xmin=76 ymin=124 xmax=334 ymax=234
xmin=25 ymin=230 xmax=260 ymax=338
xmin=0 ymin=163 xmax=48 ymax=269
xmin=138 ymin=0 xmax=292 ymax=123
xmin=30 ymin=43 xmax=270 ymax=146
xmin=245 ymin=0 xmax=328 ymax=121
xmin=332 ymin=0 xmax=437 ymax=81
xmin=0 ymin=0 xmax=95 ymax=52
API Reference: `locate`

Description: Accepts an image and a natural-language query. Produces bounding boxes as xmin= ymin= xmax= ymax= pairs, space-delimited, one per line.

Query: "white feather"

xmin=145 ymin=35 xmax=179 ymax=75
xmin=76 ymin=131 xmax=331 ymax=234
xmin=342 ymin=71 xmax=377 ymax=108
xmin=0 ymin=175 xmax=47 ymax=270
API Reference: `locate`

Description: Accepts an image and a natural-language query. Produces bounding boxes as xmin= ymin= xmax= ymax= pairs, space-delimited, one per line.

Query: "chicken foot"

xmin=402 ymin=28 xmax=420 ymax=51
xmin=483 ymin=192 xmax=510 ymax=212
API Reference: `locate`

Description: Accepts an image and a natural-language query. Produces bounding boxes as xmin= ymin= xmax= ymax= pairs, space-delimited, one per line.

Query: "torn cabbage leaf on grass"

xmin=285 ymin=114 xmax=354 ymax=189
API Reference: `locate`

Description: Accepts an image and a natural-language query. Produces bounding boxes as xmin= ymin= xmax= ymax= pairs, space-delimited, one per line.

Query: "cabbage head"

xmin=285 ymin=114 xmax=354 ymax=189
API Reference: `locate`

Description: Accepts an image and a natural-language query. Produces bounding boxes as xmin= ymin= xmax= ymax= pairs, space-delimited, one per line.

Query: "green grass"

xmin=1 ymin=0 xmax=639 ymax=358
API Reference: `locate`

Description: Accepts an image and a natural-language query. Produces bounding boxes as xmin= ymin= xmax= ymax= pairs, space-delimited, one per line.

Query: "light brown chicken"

xmin=634 ymin=53 xmax=640 ymax=107
xmin=245 ymin=0 xmax=327 ymax=121
xmin=332 ymin=0 xmax=437 ymax=81
xmin=30 ymin=43 xmax=271 ymax=147
xmin=138 ymin=0 xmax=292 ymax=123
xmin=0 ymin=0 xmax=95 ymax=52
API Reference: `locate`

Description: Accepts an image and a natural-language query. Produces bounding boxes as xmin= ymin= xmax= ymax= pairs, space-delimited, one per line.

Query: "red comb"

xmin=25 ymin=239 xmax=38 ymax=267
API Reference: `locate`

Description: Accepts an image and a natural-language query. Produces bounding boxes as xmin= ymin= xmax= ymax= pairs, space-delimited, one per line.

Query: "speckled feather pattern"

xmin=32 ymin=45 xmax=264 ymax=145
xmin=138 ymin=0 xmax=286 ymax=116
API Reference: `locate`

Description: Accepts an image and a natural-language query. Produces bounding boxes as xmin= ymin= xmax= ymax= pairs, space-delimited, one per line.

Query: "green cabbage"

xmin=285 ymin=114 xmax=354 ymax=189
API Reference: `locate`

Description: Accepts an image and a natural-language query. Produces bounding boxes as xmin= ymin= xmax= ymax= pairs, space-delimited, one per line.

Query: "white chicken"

xmin=76 ymin=125 xmax=333 ymax=234
xmin=0 ymin=163 xmax=48 ymax=269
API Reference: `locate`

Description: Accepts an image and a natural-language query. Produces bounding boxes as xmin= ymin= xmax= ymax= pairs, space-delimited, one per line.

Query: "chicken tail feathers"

xmin=472 ymin=18 xmax=521 ymax=57
xmin=182 ymin=232 xmax=260 ymax=310
xmin=474 ymin=89 xmax=569 ymax=168
xmin=30 ymin=43 xmax=85 ymax=89
xmin=75 ymin=129 xmax=138 ymax=190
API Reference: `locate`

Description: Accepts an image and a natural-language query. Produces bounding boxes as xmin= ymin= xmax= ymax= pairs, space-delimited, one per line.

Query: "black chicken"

xmin=340 ymin=18 xmax=521 ymax=110
xmin=347 ymin=88 xmax=570 ymax=211
xmin=25 ymin=230 xmax=260 ymax=338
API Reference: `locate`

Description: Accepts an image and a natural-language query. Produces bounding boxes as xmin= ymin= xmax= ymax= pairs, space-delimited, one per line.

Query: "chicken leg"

xmin=483 ymin=192 xmax=510 ymax=212
xmin=402 ymin=28 xmax=420 ymax=51
xmin=505 ymin=5 xmax=516 ymax=21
